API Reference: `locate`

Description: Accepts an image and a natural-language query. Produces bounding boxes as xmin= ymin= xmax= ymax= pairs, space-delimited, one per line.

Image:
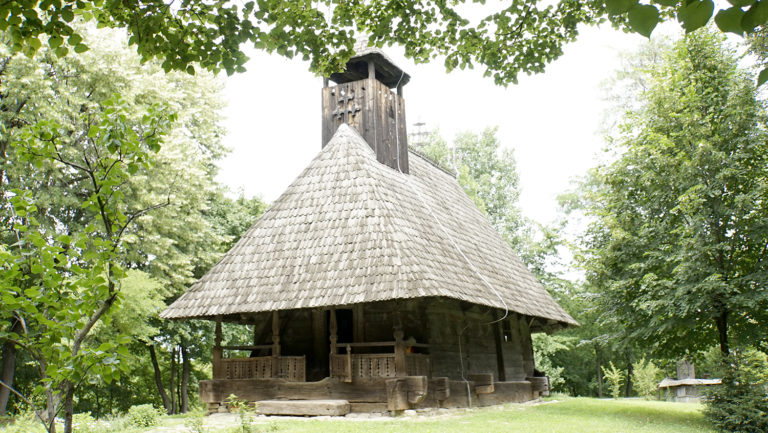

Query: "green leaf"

xmin=677 ymin=0 xmax=715 ymax=32
xmin=61 ymin=8 xmax=74 ymax=22
xmin=24 ymin=287 xmax=42 ymax=298
xmin=606 ymin=0 xmax=639 ymax=15
xmin=48 ymin=35 xmax=63 ymax=49
xmin=716 ymin=7 xmax=746 ymax=34
xmin=74 ymin=43 xmax=89 ymax=54
xmin=67 ymin=33 xmax=82 ymax=46
xmin=757 ymin=67 xmax=768 ymax=86
xmin=653 ymin=0 xmax=679 ymax=6
xmin=729 ymin=0 xmax=755 ymax=7
xmin=55 ymin=46 xmax=69 ymax=57
xmin=742 ymin=0 xmax=768 ymax=32
xmin=628 ymin=4 xmax=660 ymax=37
xmin=97 ymin=342 xmax=114 ymax=352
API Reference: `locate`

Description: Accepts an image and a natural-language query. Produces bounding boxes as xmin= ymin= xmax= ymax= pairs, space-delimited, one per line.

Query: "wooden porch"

xmin=210 ymin=307 xmax=429 ymax=383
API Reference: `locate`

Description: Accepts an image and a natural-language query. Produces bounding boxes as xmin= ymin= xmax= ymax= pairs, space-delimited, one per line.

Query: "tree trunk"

xmin=45 ymin=388 xmax=56 ymax=433
xmin=716 ymin=309 xmax=729 ymax=356
xmin=63 ymin=382 xmax=75 ymax=433
xmin=625 ymin=352 xmax=633 ymax=397
xmin=169 ymin=347 xmax=177 ymax=415
xmin=148 ymin=344 xmax=171 ymax=414
xmin=595 ymin=345 xmax=603 ymax=398
xmin=180 ymin=346 xmax=190 ymax=413
xmin=0 ymin=320 xmax=20 ymax=416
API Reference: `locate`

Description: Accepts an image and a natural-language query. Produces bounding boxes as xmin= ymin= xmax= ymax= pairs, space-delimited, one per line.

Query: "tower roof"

xmin=328 ymin=40 xmax=411 ymax=88
xmin=161 ymin=125 xmax=577 ymax=331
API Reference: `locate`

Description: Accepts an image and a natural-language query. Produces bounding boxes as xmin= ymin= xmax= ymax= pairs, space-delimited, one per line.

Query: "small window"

xmin=502 ymin=320 xmax=512 ymax=343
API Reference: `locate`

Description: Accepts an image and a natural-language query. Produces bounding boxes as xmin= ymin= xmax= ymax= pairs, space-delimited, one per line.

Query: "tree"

xmin=3 ymin=1 xmax=767 ymax=85
xmin=579 ymin=30 xmax=768 ymax=358
xmin=417 ymin=127 xmax=525 ymax=246
xmin=1 ymin=94 xmax=174 ymax=433
xmin=0 ymin=25 xmax=235 ymax=431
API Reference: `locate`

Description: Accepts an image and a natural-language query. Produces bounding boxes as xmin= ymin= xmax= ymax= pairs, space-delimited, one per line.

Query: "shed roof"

xmin=160 ymin=125 xmax=577 ymax=329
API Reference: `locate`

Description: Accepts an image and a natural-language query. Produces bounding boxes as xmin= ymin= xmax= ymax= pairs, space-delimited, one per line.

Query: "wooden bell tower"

xmin=321 ymin=44 xmax=410 ymax=173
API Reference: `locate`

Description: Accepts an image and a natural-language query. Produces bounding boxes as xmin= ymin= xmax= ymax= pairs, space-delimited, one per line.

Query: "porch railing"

xmin=217 ymin=355 xmax=306 ymax=381
xmin=329 ymin=342 xmax=430 ymax=382
xmin=213 ymin=343 xmax=306 ymax=382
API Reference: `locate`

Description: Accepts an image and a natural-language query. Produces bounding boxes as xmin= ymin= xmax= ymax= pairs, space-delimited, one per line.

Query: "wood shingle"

xmin=161 ymin=124 xmax=577 ymax=328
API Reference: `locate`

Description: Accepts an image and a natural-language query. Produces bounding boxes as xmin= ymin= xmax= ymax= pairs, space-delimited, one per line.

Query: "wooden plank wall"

xmin=321 ymin=80 xmax=408 ymax=173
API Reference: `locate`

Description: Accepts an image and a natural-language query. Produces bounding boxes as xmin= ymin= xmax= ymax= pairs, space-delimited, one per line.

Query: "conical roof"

xmin=161 ymin=125 xmax=577 ymax=329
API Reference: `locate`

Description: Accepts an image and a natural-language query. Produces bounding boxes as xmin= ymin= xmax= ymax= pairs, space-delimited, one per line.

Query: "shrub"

xmin=72 ymin=412 xmax=98 ymax=433
xmin=0 ymin=412 xmax=45 ymax=433
xmin=632 ymin=357 xmax=662 ymax=399
xmin=184 ymin=409 xmax=207 ymax=433
xmin=127 ymin=404 xmax=162 ymax=428
xmin=704 ymin=348 xmax=768 ymax=433
xmin=602 ymin=361 xmax=625 ymax=399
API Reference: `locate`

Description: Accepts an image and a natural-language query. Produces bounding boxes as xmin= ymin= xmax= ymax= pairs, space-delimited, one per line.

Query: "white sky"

xmin=216 ymin=24 xmax=652 ymax=225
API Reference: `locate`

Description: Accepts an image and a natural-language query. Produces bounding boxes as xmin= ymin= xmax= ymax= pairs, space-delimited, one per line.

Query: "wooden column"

xmin=271 ymin=311 xmax=280 ymax=377
xmin=492 ymin=311 xmax=506 ymax=382
xmin=213 ymin=316 xmax=222 ymax=379
xmin=329 ymin=308 xmax=338 ymax=358
xmin=345 ymin=344 xmax=352 ymax=383
xmin=393 ymin=308 xmax=406 ymax=377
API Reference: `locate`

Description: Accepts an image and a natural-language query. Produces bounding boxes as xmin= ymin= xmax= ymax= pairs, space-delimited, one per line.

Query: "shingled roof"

xmin=161 ymin=125 xmax=577 ymax=329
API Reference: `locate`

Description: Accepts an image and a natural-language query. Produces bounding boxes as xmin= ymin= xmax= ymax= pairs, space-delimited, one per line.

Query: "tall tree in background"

xmin=0 ymin=25 xmax=256 ymax=429
xmin=580 ymin=30 xmax=768 ymax=358
xmin=417 ymin=127 xmax=524 ymax=247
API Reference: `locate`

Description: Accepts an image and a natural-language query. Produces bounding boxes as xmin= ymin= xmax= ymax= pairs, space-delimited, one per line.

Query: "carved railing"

xmin=329 ymin=342 xmax=430 ymax=381
xmin=215 ymin=355 xmax=306 ymax=382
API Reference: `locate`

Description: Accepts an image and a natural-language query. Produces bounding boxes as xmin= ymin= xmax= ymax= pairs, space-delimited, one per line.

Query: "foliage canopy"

xmin=579 ymin=30 xmax=768 ymax=358
xmin=4 ymin=0 xmax=768 ymax=84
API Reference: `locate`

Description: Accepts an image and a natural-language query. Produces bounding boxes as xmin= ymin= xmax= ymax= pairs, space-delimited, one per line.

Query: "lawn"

xmin=231 ymin=397 xmax=713 ymax=433
xmin=1 ymin=397 xmax=715 ymax=433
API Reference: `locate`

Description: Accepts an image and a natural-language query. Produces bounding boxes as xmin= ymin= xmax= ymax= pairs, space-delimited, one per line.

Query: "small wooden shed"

xmin=160 ymin=44 xmax=577 ymax=414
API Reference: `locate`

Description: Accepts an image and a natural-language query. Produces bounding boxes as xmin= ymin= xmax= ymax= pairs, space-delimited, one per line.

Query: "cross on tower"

xmin=332 ymin=87 xmax=361 ymax=123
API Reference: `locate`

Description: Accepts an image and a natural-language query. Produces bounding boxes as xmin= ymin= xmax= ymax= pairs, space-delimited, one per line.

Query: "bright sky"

xmin=216 ymin=24 xmax=652 ymax=225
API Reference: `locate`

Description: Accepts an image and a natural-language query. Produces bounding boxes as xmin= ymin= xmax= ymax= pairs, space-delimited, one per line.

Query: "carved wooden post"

xmin=213 ymin=316 xmax=223 ymax=379
xmin=345 ymin=344 xmax=352 ymax=383
xmin=393 ymin=308 xmax=406 ymax=377
xmin=329 ymin=308 xmax=338 ymax=376
xmin=272 ymin=311 xmax=280 ymax=378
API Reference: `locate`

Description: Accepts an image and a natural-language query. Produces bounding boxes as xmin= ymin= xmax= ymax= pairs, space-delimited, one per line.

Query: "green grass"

xmin=211 ymin=397 xmax=714 ymax=433
xmin=0 ymin=397 xmax=715 ymax=433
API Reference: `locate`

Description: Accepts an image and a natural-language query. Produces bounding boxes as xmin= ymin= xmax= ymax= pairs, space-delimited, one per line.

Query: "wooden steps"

xmin=255 ymin=399 xmax=351 ymax=416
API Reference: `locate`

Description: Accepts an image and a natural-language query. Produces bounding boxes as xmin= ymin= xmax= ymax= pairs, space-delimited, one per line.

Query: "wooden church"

xmin=160 ymin=43 xmax=577 ymax=416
